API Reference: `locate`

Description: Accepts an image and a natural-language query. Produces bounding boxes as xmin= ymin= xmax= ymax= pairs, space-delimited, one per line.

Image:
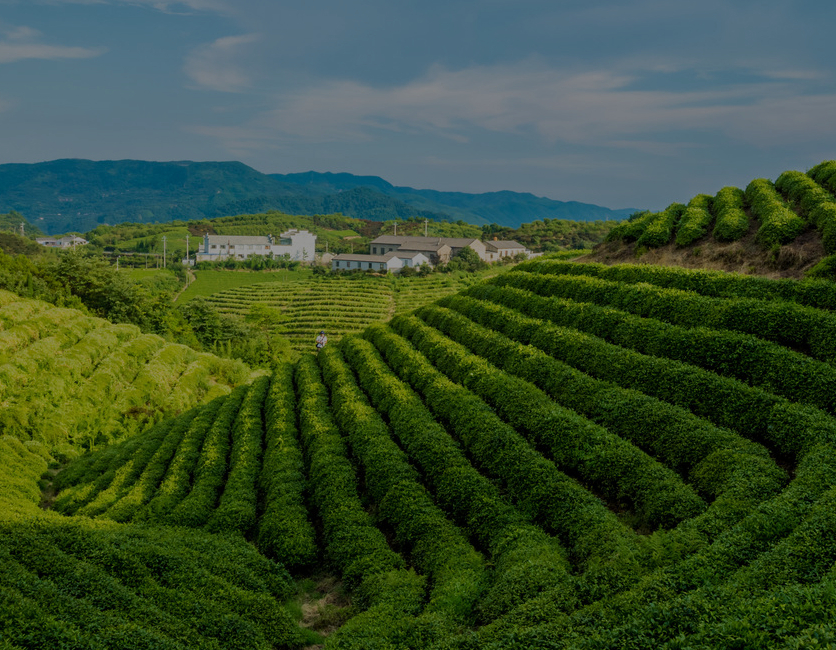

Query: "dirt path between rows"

xmin=172 ymin=270 xmax=197 ymax=302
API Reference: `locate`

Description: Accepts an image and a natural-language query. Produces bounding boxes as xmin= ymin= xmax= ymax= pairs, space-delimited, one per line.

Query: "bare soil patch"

xmin=297 ymin=575 xmax=353 ymax=648
xmin=39 ymin=467 xmax=61 ymax=510
xmin=588 ymin=224 xmax=825 ymax=280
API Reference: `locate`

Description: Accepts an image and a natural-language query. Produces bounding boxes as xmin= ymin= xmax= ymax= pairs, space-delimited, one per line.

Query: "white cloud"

xmin=33 ymin=0 xmax=233 ymax=14
xmin=127 ymin=0 xmax=232 ymax=13
xmin=203 ymin=60 xmax=836 ymax=153
xmin=2 ymin=25 xmax=41 ymax=41
xmin=0 ymin=24 xmax=105 ymax=63
xmin=184 ymin=33 xmax=259 ymax=93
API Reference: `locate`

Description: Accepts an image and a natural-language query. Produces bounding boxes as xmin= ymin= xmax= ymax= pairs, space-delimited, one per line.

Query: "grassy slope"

xmin=178 ymin=268 xmax=314 ymax=302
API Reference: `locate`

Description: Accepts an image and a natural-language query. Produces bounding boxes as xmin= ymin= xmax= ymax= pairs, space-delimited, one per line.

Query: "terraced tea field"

xmin=0 ymin=290 xmax=252 ymax=451
xmin=605 ymin=159 xmax=836 ymax=257
xmin=3 ymin=259 xmax=836 ymax=648
xmin=204 ymin=272 xmax=492 ymax=351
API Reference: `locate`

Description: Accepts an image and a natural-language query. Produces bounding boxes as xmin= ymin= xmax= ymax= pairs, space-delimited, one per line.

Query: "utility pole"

xmin=394 ymin=222 xmax=397 ymax=236
xmin=162 ymin=236 xmax=167 ymax=269
xmin=186 ymin=234 xmax=190 ymax=267
xmin=424 ymin=218 xmax=428 ymax=237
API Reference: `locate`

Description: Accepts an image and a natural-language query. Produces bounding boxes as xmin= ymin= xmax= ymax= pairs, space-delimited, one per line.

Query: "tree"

xmin=444 ymin=246 xmax=488 ymax=273
xmin=243 ymin=304 xmax=292 ymax=364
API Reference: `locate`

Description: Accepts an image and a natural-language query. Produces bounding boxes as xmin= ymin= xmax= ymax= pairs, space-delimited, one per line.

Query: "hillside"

xmin=0 ymin=159 xmax=636 ymax=234
xmin=3 ymin=258 xmax=836 ymax=648
xmin=0 ymin=290 xmax=252 ymax=450
xmin=0 ymin=211 xmax=43 ymax=238
xmin=84 ymin=211 xmax=614 ymax=263
xmin=597 ymin=160 xmax=836 ymax=281
xmin=198 ymin=270 xmax=500 ymax=352
xmin=273 ymin=170 xmax=638 ymax=226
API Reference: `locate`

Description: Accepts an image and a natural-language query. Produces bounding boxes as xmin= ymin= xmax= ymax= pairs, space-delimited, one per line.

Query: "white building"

xmin=36 ymin=235 xmax=88 ymax=248
xmin=195 ymin=229 xmax=316 ymax=263
xmin=331 ymin=250 xmax=430 ymax=273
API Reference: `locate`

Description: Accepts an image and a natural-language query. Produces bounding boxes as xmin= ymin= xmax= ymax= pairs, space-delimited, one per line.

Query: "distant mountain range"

xmin=0 ymin=159 xmax=639 ymax=235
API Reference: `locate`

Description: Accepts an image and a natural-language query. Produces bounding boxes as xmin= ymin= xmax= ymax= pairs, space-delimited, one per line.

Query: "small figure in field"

xmin=315 ymin=331 xmax=328 ymax=351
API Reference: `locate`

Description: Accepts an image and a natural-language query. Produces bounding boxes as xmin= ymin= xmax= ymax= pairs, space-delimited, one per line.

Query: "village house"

xmin=484 ymin=239 xmax=530 ymax=262
xmin=36 ymin=235 xmax=88 ymax=248
xmin=368 ymin=235 xmax=531 ymax=263
xmin=368 ymin=236 xmax=490 ymax=264
xmin=194 ymin=229 xmax=316 ymax=263
xmin=331 ymin=250 xmax=430 ymax=273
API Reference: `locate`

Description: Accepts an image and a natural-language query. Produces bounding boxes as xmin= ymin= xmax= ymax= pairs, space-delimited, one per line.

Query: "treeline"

xmin=0 ymin=238 xmax=289 ymax=368
xmin=84 ymin=210 xmax=484 ymax=258
xmin=60 ymin=207 xmax=609 ymax=262
xmin=0 ymin=211 xmax=43 ymax=238
xmin=482 ymin=217 xmax=619 ymax=252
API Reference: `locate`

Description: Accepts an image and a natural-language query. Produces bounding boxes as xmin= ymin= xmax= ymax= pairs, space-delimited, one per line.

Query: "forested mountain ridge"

xmin=0 ymin=159 xmax=636 ymax=234
xmin=274 ymin=170 xmax=639 ymax=225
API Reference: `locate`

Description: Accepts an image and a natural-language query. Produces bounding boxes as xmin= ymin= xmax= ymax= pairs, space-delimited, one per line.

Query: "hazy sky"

xmin=2 ymin=0 xmax=836 ymax=211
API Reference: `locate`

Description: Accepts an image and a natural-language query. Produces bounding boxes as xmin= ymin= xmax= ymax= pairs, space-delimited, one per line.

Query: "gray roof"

xmin=37 ymin=235 xmax=88 ymax=244
xmin=486 ymin=240 xmax=526 ymax=250
xmin=393 ymin=241 xmax=451 ymax=252
xmin=206 ymin=235 xmax=271 ymax=246
xmin=370 ymin=235 xmax=480 ymax=247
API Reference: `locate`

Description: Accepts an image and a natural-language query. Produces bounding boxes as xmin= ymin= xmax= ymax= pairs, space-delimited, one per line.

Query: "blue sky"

xmin=2 ymin=0 xmax=836 ymax=211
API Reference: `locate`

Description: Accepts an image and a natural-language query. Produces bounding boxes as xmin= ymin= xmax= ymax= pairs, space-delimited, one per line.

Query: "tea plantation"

xmin=2 ymin=259 xmax=836 ymax=648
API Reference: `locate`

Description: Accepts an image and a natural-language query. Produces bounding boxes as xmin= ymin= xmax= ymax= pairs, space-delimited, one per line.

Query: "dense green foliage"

xmin=711 ymin=186 xmax=749 ymax=242
xmin=481 ymin=218 xmax=617 ymax=252
xmin=637 ymin=202 xmax=686 ymax=248
xmin=604 ymin=203 xmax=687 ymax=249
xmin=746 ymin=178 xmax=808 ymax=246
xmin=0 ymin=244 xmax=191 ymax=336
xmin=0 ymin=241 xmax=303 ymax=368
xmin=604 ymin=161 xmax=836 ymax=258
xmin=604 ymin=210 xmax=656 ymax=243
xmin=0 ymin=292 xmax=249 ymax=451
xmin=0 ymin=211 xmax=43 ymax=238
xmin=4 ymin=257 xmax=836 ymax=648
xmin=1 ymin=433 xmax=309 ymax=650
xmin=674 ymin=194 xmax=713 ymax=247
xmin=776 ymin=169 xmax=836 ymax=254
xmin=515 ymin=257 xmax=836 ymax=309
